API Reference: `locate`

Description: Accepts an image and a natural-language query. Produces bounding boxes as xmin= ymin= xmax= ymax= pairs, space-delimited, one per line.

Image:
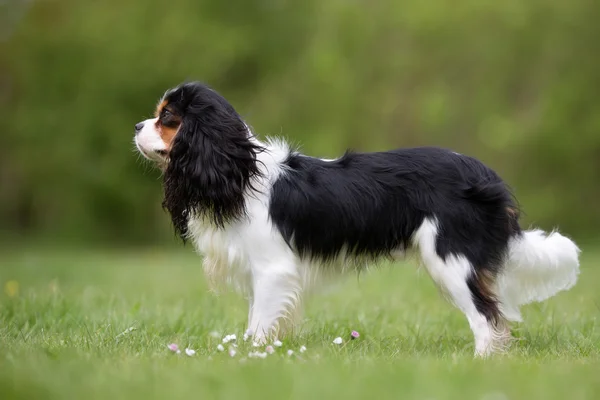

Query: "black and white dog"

xmin=134 ymin=81 xmax=580 ymax=356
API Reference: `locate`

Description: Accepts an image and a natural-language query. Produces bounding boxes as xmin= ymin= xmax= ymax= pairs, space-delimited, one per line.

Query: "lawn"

xmin=1 ymin=246 xmax=598 ymax=399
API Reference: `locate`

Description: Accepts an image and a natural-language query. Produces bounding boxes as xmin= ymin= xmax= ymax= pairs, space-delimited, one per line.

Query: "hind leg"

xmin=428 ymin=255 xmax=496 ymax=356
xmin=466 ymin=270 xmax=512 ymax=352
xmin=413 ymin=218 xmax=508 ymax=356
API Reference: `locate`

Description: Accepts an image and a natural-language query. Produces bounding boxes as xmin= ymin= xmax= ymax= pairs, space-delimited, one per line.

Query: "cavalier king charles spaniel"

xmin=134 ymin=81 xmax=580 ymax=356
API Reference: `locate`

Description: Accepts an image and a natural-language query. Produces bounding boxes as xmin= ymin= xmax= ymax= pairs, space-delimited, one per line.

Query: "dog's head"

xmin=134 ymin=82 xmax=263 ymax=236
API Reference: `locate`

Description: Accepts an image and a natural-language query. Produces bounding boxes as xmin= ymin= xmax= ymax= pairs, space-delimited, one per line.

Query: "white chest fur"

xmin=188 ymin=213 xmax=270 ymax=296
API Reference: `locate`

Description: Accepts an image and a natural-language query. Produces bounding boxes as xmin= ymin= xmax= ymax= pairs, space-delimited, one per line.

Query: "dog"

xmin=134 ymin=81 xmax=580 ymax=356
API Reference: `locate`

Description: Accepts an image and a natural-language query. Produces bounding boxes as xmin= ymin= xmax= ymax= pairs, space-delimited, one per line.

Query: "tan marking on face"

xmin=155 ymin=99 xmax=168 ymax=118
xmin=158 ymin=124 xmax=179 ymax=149
xmin=154 ymin=104 xmax=182 ymax=151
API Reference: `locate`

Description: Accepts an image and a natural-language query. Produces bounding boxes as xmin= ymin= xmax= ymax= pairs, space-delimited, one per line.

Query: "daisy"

xmin=185 ymin=348 xmax=196 ymax=356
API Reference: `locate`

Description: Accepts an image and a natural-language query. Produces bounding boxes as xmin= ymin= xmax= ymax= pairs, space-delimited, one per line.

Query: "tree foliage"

xmin=3 ymin=0 xmax=600 ymax=243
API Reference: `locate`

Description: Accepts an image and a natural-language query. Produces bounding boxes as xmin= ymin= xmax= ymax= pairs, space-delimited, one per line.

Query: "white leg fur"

xmin=247 ymin=260 xmax=303 ymax=343
xmin=413 ymin=218 xmax=496 ymax=357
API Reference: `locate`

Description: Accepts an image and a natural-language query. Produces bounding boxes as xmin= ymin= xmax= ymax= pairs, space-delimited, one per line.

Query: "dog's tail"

xmin=496 ymin=229 xmax=580 ymax=322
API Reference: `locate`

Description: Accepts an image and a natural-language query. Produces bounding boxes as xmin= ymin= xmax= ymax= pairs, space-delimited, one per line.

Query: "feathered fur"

xmin=161 ymin=83 xmax=264 ymax=236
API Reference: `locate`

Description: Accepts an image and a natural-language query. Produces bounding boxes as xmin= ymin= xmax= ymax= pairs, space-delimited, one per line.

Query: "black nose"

xmin=135 ymin=122 xmax=144 ymax=133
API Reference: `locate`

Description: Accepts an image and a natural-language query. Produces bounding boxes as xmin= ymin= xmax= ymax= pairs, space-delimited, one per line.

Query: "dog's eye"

xmin=161 ymin=109 xmax=175 ymax=124
xmin=160 ymin=108 xmax=181 ymax=128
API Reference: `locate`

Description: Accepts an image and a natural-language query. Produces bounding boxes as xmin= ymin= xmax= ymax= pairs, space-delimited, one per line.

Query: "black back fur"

xmin=162 ymin=82 xmax=264 ymax=237
xmin=269 ymin=148 xmax=521 ymax=274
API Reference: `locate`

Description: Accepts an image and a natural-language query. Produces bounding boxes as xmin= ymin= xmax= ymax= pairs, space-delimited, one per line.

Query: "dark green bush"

xmin=3 ymin=0 xmax=599 ymax=243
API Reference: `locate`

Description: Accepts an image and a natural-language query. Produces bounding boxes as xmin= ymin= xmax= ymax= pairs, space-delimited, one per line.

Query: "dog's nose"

xmin=135 ymin=122 xmax=144 ymax=133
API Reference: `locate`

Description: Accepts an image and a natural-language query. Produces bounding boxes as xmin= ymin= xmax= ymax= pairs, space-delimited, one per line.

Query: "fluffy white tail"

xmin=496 ymin=229 xmax=580 ymax=322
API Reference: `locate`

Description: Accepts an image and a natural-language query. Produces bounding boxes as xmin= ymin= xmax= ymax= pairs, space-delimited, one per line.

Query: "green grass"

xmin=1 ymin=246 xmax=599 ymax=400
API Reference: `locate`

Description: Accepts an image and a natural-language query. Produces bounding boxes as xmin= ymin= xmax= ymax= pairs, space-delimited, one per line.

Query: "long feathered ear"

xmin=162 ymin=104 xmax=264 ymax=239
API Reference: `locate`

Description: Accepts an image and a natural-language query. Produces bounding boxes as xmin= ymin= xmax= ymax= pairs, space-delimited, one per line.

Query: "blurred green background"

xmin=2 ymin=3 xmax=599 ymax=398
xmin=2 ymin=0 xmax=600 ymax=246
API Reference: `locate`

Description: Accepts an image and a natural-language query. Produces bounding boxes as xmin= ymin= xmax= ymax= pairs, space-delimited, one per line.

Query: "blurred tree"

xmin=2 ymin=0 xmax=599 ymax=244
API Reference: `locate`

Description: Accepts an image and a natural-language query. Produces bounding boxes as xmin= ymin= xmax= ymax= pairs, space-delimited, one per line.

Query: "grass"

xmin=1 ymin=246 xmax=599 ymax=400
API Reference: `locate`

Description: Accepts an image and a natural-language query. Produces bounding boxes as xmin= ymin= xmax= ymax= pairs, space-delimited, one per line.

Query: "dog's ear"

xmin=162 ymin=103 xmax=263 ymax=238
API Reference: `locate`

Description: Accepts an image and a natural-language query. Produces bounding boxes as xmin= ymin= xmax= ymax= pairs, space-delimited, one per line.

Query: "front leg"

xmin=246 ymin=260 xmax=302 ymax=344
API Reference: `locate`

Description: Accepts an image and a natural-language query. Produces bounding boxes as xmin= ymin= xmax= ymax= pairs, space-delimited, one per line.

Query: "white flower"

xmin=287 ymin=350 xmax=294 ymax=356
xmin=299 ymin=345 xmax=307 ymax=353
xmin=223 ymin=334 xmax=236 ymax=343
xmin=243 ymin=330 xmax=252 ymax=342
xmin=252 ymin=342 xmax=260 ymax=347
xmin=217 ymin=344 xmax=225 ymax=352
xmin=265 ymin=345 xmax=275 ymax=354
xmin=229 ymin=349 xmax=237 ymax=357
xmin=209 ymin=331 xmax=221 ymax=338
xmin=332 ymin=337 xmax=343 ymax=345
xmin=185 ymin=348 xmax=196 ymax=356
xmin=229 ymin=334 xmax=237 ymax=341
xmin=257 ymin=352 xmax=267 ymax=359
xmin=273 ymin=340 xmax=283 ymax=347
